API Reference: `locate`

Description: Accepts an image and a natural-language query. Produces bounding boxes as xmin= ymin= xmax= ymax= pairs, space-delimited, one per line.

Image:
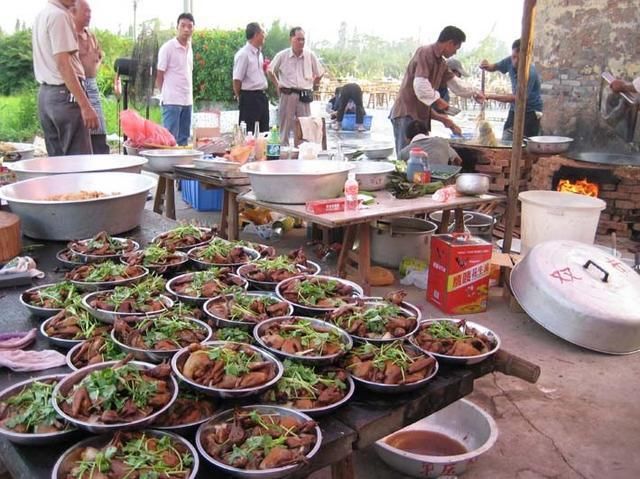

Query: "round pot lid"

xmin=511 ymin=240 xmax=640 ymax=354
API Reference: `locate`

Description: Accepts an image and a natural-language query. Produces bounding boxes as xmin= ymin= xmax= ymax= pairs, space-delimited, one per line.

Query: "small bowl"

xmin=56 ymin=248 xmax=84 ymax=268
xmin=52 ymin=361 xmax=178 ymax=434
xmin=347 ymin=343 xmax=439 ymax=394
xmin=120 ymin=250 xmax=189 ymax=276
xmin=275 ymin=275 xmax=364 ymax=316
xmin=166 ymin=271 xmax=248 ymax=306
xmin=188 ymin=244 xmax=260 ymax=270
xmin=81 ymin=291 xmax=174 ymax=324
xmin=69 ymin=237 xmax=140 ymax=263
xmin=203 ymin=292 xmax=294 ymax=331
xmin=51 ymin=429 xmax=199 ymax=479
xmin=374 ymin=399 xmax=498 ymax=478
xmin=254 ymin=316 xmax=353 ymax=366
xmin=111 ymin=317 xmax=213 ymax=363
xmin=237 ymin=260 xmax=321 ymax=291
xmin=67 ymin=265 xmax=149 ymax=292
xmin=0 ymin=374 xmax=78 ymax=445
xmin=151 ymin=226 xmax=216 ymax=251
xmin=455 ymin=173 xmax=490 ymax=196
xmin=171 ymin=341 xmax=283 ymax=399
xmin=196 ymin=405 xmax=322 ymax=479
xmin=19 ymin=282 xmax=74 ymax=318
xmin=410 ymin=319 xmax=501 ymax=365
xmin=39 ymin=314 xmax=105 ymax=350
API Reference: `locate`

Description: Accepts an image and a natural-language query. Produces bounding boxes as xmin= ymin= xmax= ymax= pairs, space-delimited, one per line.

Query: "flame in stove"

xmin=557 ymin=178 xmax=599 ymax=197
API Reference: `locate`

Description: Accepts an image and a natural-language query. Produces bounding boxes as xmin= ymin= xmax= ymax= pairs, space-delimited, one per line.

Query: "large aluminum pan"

xmin=203 ymin=292 xmax=294 ymax=330
xmin=240 ymin=160 xmax=355 ymax=204
xmin=196 ymin=405 xmax=322 ymax=479
xmin=0 ymin=172 xmax=155 ymax=240
xmin=139 ymin=149 xmax=203 ymax=172
xmin=52 ymin=361 xmax=178 ymax=434
xmin=0 ymin=375 xmax=78 ymax=445
xmin=525 ymin=135 xmax=574 ymax=155
xmin=8 ymin=154 xmax=147 ymax=181
xmin=52 ymin=429 xmax=199 ymax=479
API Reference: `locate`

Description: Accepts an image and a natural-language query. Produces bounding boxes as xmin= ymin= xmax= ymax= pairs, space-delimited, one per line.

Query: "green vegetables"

xmin=4 ymin=381 xmax=63 ymax=433
xmin=351 ymin=342 xmax=415 ymax=378
xmin=296 ymin=279 xmax=339 ymax=306
xmin=140 ymin=244 xmax=172 ymax=265
xmin=187 ymin=269 xmax=242 ymax=297
xmin=276 ymin=319 xmax=345 ymax=355
xmin=206 ymin=346 xmax=259 ymax=377
xmin=214 ymin=327 xmax=253 ymax=344
xmin=228 ymin=293 xmax=279 ymax=322
xmin=84 ymin=236 xmax=126 ymax=254
xmin=272 ymin=360 xmax=346 ymax=401
xmin=426 ymin=320 xmax=472 ymax=340
xmin=386 ymin=171 xmax=443 ymax=199
xmin=340 ymin=304 xmax=404 ymax=335
xmin=27 ymin=281 xmax=79 ymax=308
xmin=196 ymin=238 xmax=235 ymax=261
xmin=135 ymin=314 xmax=204 ymax=349
xmin=106 ymin=274 xmax=166 ymax=310
xmin=253 ymin=256 xmax=297 ymax=273
xmin=83 ymin=261 xmax=130 ymax=282
xmin=167 ymin=224 xmax=204 ymax=239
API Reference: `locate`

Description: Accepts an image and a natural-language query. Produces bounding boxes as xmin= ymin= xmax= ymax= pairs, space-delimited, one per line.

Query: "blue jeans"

xmin=162 ymin=104 xmax=192 ymax=146
xmin=391 ymin=115 xmax=417 ymax=158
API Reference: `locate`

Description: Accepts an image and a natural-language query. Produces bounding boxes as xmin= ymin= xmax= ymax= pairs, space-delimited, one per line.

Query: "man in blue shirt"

xmin=480 ymin=39 xmax=543 ymax=140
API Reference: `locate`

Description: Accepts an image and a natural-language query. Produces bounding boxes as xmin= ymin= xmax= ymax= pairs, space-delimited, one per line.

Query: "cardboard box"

xmin=427 ymin=234 xmax=492 ymax=314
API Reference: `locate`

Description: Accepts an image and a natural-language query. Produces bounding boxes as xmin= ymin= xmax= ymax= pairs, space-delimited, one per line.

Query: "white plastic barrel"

xmin=518 ymin=191 xmax=606 ymax=255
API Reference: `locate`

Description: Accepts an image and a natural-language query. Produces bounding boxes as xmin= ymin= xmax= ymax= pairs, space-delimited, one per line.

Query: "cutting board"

xmin=0 ymin=212 xmax=21 ymax=262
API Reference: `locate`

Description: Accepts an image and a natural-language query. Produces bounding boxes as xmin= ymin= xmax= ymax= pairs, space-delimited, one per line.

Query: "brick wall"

xmin=534 ymin=0 xmax=640 ymax=153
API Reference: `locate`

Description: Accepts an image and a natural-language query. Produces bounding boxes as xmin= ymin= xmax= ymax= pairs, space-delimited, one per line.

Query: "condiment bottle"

xmin=406 ymin=148 xmax=426 ymax=184
xmin=344 ymin=172 xmax=359 ymax=210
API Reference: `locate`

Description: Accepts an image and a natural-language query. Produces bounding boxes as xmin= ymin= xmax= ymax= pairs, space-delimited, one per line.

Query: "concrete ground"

xmin=159 ymin=192 xmax=640 ymax=479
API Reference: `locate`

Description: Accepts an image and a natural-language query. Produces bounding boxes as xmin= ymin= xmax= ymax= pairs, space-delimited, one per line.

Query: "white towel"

xmin=298 ymin=117 xmax=323 ymax=145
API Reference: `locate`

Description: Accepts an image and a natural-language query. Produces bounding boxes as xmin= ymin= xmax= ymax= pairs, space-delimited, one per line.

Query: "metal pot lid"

xmin=568 ymin=151 xmax=640 ymax=166
xmin=511 ymin=240 xmax=640 ymax=353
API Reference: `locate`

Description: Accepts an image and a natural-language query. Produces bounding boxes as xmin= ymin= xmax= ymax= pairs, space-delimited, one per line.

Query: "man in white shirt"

xmin=233 ymin=22 xmax=269 ymax=133
xmin=33 ymin=0 xmax=98 ymax=156
xmin=267 ymin=27 xmax=324 ymax=144
xmin=157 ymin=13 xmax=194 ymax=146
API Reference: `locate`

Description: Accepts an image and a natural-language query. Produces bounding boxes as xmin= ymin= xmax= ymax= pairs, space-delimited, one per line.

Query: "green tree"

xmin=0 ymin=30 xmax=35 ymax=95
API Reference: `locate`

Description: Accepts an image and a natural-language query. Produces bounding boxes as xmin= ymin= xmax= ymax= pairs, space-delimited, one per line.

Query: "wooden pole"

xmin=502 ymin=0 xmax=537 ymax=254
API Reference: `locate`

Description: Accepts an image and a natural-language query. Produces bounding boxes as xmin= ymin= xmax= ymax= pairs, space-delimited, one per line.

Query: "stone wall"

xmin=534 ymin=0 xmax=640 ymax=152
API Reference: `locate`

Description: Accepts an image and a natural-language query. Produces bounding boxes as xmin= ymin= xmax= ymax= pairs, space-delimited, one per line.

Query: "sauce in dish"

xmin=385 ymin=430 xmax=468 ymax=456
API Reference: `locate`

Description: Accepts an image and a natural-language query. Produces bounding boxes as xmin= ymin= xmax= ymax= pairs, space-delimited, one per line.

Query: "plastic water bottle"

xmin=344 ymin=172 xmax=359 ymax=210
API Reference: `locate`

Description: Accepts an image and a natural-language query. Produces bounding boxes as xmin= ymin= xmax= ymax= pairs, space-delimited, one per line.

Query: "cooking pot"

xmin=510 ymin=240 xmax=640 ymax=354
xmin=428 ymin=210 xmax=496 ymax=242
xmin=371 ymin=217 xmax=438 ymax=268
xmin=455 ymin=173 xmax=490 ymax=196
xmin=525 ymin=136 xmax=574 ymax=155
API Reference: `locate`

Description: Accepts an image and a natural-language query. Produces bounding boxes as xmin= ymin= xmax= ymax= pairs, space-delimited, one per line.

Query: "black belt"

xmin=240 ymin=89 xmax=266 ymax=94
xmin=280 ymin=87 xmax=303 ymax=95
xmin=41 ymin=78 xmax=86 ymax=88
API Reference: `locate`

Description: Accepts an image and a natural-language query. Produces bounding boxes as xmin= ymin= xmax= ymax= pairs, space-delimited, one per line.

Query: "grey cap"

xmin=447 ymin=58 xmax=468 ymax=77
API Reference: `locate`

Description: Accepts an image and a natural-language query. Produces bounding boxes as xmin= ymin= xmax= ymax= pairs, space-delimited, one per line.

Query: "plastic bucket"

xmin=518 ymin=191 xmax=606 ymax=255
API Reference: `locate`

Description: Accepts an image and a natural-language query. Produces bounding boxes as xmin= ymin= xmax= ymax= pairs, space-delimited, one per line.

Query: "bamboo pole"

xmin=502 ymin=0 xmax=537 ymax=254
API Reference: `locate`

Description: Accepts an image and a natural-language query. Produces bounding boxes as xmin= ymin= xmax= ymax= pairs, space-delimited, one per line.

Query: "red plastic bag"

xmin=120 ymin=109 xmax=176 ymax=147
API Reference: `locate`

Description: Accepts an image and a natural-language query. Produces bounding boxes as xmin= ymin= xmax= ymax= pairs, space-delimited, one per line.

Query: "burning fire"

xmin=557 ymin=178 xmax=599 ymax=197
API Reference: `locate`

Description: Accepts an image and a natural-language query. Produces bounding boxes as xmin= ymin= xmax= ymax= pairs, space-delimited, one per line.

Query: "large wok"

xmin=8 ymin=154 xmax=147 ymax=180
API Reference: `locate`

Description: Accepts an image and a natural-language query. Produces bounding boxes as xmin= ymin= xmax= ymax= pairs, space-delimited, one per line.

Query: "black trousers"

xmin=336 ymin=83 xmax=366 ymax=124
xmin=239 ymin=90 xmax=269 ymax=133
xmin=502 ymin=109 xmax=540 ymax=140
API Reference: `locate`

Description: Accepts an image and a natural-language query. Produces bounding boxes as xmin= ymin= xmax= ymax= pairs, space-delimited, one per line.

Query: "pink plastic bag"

xmin=120 ymin=109 xmax=176 ymax=147
xmin=432 ymin=185 xmax=458 ymax=203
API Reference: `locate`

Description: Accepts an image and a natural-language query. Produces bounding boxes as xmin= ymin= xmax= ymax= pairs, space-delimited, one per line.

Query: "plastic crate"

xmin=341 ymin=114 xmax=373 ymax=131
xmin=182 ymin=180 xmax=223 ymax=211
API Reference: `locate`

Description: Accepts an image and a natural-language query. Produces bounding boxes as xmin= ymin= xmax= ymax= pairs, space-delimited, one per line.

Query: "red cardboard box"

xmin=427 ymin=234 xmax=492 ymax=314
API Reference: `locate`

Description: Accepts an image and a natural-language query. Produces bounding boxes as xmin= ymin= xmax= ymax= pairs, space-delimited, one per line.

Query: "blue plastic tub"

xmin=341 ymin=114 xmax=373 ymax=131
xmin=182 ymin=180 xmax=223 ymax=211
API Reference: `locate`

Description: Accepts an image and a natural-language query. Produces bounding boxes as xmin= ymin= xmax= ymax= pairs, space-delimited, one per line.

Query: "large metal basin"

xmin=241 ymin=160 xmax=354 ymax=204
xmin=8 ymin=154 xmax=147 ymax=180
xmin=0 ymin=172 xmax=155 ymax=240
xmin=139 ymin=149 xmax=203 ymax=172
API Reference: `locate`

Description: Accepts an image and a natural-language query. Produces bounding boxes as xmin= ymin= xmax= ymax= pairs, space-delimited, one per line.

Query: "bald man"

xmin=73 ymin=0 xmax=109 ymax=153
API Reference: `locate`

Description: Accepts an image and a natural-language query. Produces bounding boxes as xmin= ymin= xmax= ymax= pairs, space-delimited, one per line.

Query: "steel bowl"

xmin=348 ymin=343 xmax=439 ymax=394
xmin=56 ymin=248 xmax=85 ymax=269
xmin=254 ymin=316 xmax=352 ymax=366
xmin=51 ymin=429 xmax=199 ymax=479
xmin=188 ymin=245 xmax=260 ymax=271
xmin=455 ymin=173 xmax=490 ymax=196
xmin=120 ymin=250 xmax=189 ymax=276
xmin=171 ymin=341 xmax=283 ymax=399
xmin=0 ymin=172 xmax=155 ymax=240
xmin=19 ymin=282 xmax=76 ymax=318
xmin=351 ymin=160 xmax=395 ymax=190
xmin=196 ymin=405 xmax=322 ymax=479
xmin=69 ymin=237 xmax=140 ymax=264
xmin=151 ymin=226 xmax=217 ymax=251
xmin=525 ymin=135 xmax=574 ymax=155
xmin=8 ymin=154 xmax=147 ymax=181
xmin=410 ymin=319 xmax=501 ymax=365
xmin=1 ymin=142 xmax=34 ymax=161
xmin=335 ymin=298 xmax=421 ymax=344
xmin=123 ymin=139 xmax=145 ymax=156
xmin=166 ymin=271 xmax=248 ymax=306
xmin=67 ymin=265 xmax=149 ymax=292
xmin=0 ymin=375 xmax=78 ymax=445
xmin=237 ymin=260 xmax=321 ymax=291
xmin=275 ymin=275 xmax=364 ymax=316
xmin=360 ymin=143 xmax=395 ymax=160
xmin=374 ymin=398 xmax=498 ymax=478
xmin=240 ymin=160 xmax=355 ymax=204
xmin=139 ymin=149 xmax=203 ymax=172
xmin=81 ymin=291 xmax=174 ymax=324
xmin=64 ymin=337 xmax=127 ymax=371
xmin=52 ymin=361 xmax=178 ymax=434
xmin=203 ymin=292 xmax=294 ymax=330
xmin=40 ymin=315 xmax=87 ymax=350
xmin=111 ymin=317 xmax=213 ymax=363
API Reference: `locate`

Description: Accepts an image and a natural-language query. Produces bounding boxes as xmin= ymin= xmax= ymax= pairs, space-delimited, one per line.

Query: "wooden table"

xmin=152 ymin=172 xmax=177 ymax=220
xmin=174 ymin=165 xmax=251 ymax=241
xmin=0 ymin=209 xmax=537 ymax=479
xmin=240 ymin=190 xmax=506 ymax=294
